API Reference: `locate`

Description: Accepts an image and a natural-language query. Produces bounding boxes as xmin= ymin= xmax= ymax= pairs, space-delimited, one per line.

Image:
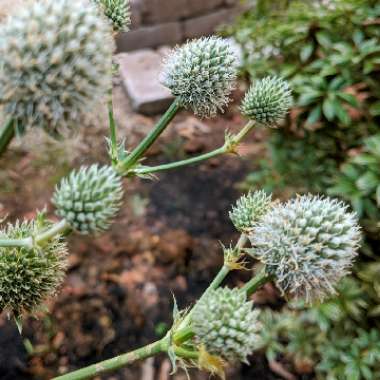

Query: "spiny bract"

xmin=94 ymin=0 xmax=131 ymax=31
xmin=53 ymin=165 xmax=124 ymax=234
xmin=229 ymin=190 xmax=272 ymax=233
xmin=0 ymin=0 xmax=114 ymax=134
xmin=249 ymin=195 xmax=361 ymax=303
xmin=0 ymin=220 xmax=68 ymax=316
xmin=161 ymin=37 xmax=238 ymax=118
xmin=192 ymin=287 xmax=260 ymax=363
xmin=241 ymin=76 xmax=292 ymax=126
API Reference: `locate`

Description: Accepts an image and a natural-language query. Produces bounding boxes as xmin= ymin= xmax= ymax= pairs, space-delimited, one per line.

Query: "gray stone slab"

xmin=116 ymin=22 xmax=182 ymax=51
xmin=117 ymin=50 xmax=174 ymax=115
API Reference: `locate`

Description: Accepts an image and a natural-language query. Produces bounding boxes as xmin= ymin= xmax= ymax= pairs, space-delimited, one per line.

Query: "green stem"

xmin=117 ymin=99 xmax=181 ymax=173
xmin=174 ymin=233 xmax=248 ymax=337
xmin=53 ymin=337 xmax=169 ymax=380
xmin=34 ymin=219 xmax=70 ymax=245
xmin=0 ymin=219 xmax=70 ymax=249
xmin=108 ymin=94 xmax=118 ymax=165
xmin=135 ymin=120 xmax=256 ymax=175
xmin=0 ymin=118 xmax=15 ymax=157
xmin=174 ymin=346 xmax=199 ymax=360
xmin=242 ymin=269 xmax=273 ymax=297
xmin=136 ymin=146 xmax=226 ymax=174
xmin=0 ymin=238 xmax=33 ymax=249
xmin=174 ymin=326 xmax=195 ymax=345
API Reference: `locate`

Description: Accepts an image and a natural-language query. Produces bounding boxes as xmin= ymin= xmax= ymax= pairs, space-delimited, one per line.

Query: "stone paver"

xmin=117 ymin=50 xmax=174 ymax=115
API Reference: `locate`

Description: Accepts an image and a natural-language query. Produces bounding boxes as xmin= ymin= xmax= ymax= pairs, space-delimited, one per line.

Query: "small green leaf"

xmin=14 ymin=315 xmax=23 ymax=334
xmin=323 ymin=98 xmax=336 ymax=121
xmin=337 ymin=92 xmax=359 ymax=108
xmin=306 ymin=105 xmax=322 ymax=125
xmin=172 ymin=293 xmax=180 ymax=321
xmin=316 ymin=31 xmax=331 ymax=48
xmin=298 ymin=91 xmax=322 ymax=106
xmin=168 ymin=347 xmax=178 ymax=374
xmin=300 ymin=43 xmax=314 ymax=62
xmin=333 ymin=100 xmax=351 ymax=125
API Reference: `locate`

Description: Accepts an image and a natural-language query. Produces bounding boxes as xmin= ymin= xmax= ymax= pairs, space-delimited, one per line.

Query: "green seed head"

xmin=53 ymin=165 xmax=124 ymax=234
xmin=161 ymin=37 xmax=238 ymax=118
xmin=241 ymin=76 xmax=292 ymax=126
xmin=229 ymin=190 xmax=272 ymax=233
xmin=0 ymin=220 xmax=68 ymax=316
xmin=250 ymin=195 xmax=361 ymax=303
xmin=192 ymin=287 xmax=260 ymax=363
xmin=94 ymin=0 xmax=131 ymax=31
xmin=0 ymin=0 xmax=114 ymax=134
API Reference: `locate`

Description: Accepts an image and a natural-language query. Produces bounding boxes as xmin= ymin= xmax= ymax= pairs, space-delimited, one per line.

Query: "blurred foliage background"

xmin=227 ymin=0 xmax=380 ymax=378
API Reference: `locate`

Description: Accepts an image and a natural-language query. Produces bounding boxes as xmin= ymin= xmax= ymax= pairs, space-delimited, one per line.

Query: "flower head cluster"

xmin=94 ymin=0 xmax=131 ymax=31
xmin=161 ymin=37 xmax=238 ymax=118
xmin=0 ymin=0 xmax=114 ymax=134
xmin=53 ymin=165 xmax=124 ymax=234
xmin=241 ymin=76 xmax=292 ymax=126
xmin=0 ymin=220 xmax=68 ymax=316
xmin=249 ymin=195 xmax=361 ymax=302
xmin=192 ymin=287 xmax=260 ymax=363
xmin=229 ymin=190 xmax=272 ymax=233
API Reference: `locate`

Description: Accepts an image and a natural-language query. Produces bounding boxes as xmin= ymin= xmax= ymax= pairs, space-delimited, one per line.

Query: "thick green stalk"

xmin=174 ymin=234 xmax=248 ymax=336
xmin=242 ymin=269 xmax=273 ymax=297
xmin=53 ymin=337 xmax=169 ymax=380
xmin=117 ymin=99 xmax=181 ymax=173
xmin=136 ymin=146 xmax=226 ymax=175
xmin=0 ymin=118 xmax=16 ymax=157
xmin=0 ymin=220 xmax=70 ymax=249
xmin=34 ymin=219 xmax=70 ymax=245
xmin=135 ymin=120 xmax=256 ymax=175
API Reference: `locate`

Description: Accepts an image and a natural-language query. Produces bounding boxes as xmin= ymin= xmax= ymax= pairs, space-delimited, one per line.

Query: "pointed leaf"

xmin=168 ymin=347 xmax=178 ymax=375
xmin=322 ymin=98 xmax=336 ymax=121
xmin=14 ymin=315 xmax=23 ymax=334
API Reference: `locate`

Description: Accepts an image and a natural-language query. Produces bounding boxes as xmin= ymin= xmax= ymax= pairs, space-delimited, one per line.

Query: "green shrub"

xmin=228 ymin=0 xmax=380 ymax=232
xmin=228 ymin=1 xmax=380 ymax=378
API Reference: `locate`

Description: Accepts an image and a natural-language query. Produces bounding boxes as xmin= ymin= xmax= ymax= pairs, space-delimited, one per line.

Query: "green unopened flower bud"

xmin=250 ymin=195 xmax=361 ymax=303
xmin=0 ymin=0 xmax=114 ymax=134
xmin=94 ymin=0 xmax=131 ymax=31
xmin=192 ymin=287 xmax=260 ymax=363
xmin=0 ymin=220 xmax=68 ymax=316
xmin=161 ymin=37 xmax=238 ymax=118
xmin=53 ymin=165 xmax=124 ymax=234
xmin=229 ymin=190 xmax=272 ymax=232
xmin=241 ymin=76 xmax=292 ymax=126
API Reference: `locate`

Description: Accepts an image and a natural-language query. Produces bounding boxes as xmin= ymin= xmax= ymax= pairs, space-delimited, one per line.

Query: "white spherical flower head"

xmin=161 ymin=37 xmax=238 ymax=118
xmin=250 ymin=195 xmax=361 ymax=303
xmin=0 ymin=0 xmax=115 ymax=134
xmin=192 ymin=287 xmax=260 ymax=363
xmin=94 ymin=0 xmax=131 ymax=31
xmin=53 ymin=165 xmax=124 ymax=234
xmin=241 ymin=76 xmax=292 ymax=126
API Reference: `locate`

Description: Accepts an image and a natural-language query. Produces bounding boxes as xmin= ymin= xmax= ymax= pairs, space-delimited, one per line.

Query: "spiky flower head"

xmin=53 ymin=165 xmax=124 ymax=234
xmin=241 ymin=76 xmax=292 ymax=126
xmin=192 ymin=287 xmax=260 ymax=363
xmin=229 ymin=190 xmax=272 ymax=233
xmin=249 ymin=195 xmax=361 ymax=303
xmin=0 ymin=0 xmax=115 ymax=134
xmin=0 ymin=218 xmax=68 ymax=316
xmin=161 ymin=37 xmax=238 ymax=118
xmin=94 ymin=0 xmax=131 ymax=31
